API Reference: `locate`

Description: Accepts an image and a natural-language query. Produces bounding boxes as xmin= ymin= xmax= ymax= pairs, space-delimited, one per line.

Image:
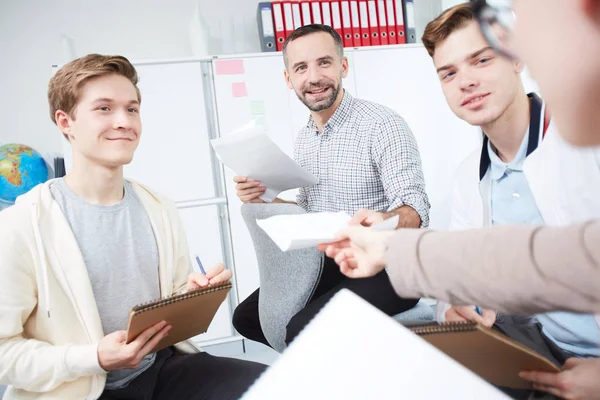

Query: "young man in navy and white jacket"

xmin=421 ymin=4 xmax=600 ymax=399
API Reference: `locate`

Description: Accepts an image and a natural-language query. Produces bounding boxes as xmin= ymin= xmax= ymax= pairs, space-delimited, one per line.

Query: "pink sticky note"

xmin=232 ymin=82 xmax=248 ymax=98
xmin=215 ymin=59 xmax=245 ymax=75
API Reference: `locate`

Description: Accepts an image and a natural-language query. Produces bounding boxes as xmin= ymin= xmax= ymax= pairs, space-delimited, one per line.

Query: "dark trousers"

xmin=99 ymin=347 xmax=266 ymax=400
xmin=233 ymin=256 xmax=419 ymax=347
xmin=492 ymin=315 xmax=572 ymax=400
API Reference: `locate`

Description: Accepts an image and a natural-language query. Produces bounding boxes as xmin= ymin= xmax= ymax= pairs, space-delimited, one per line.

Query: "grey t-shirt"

xmin=50 ymin=179 xmax=160 ymax=389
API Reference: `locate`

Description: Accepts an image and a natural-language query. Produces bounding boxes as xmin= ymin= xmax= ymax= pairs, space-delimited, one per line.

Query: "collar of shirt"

xmin=488 ymin=126 xmax=531 ymax=181
xmin=306 ymin=89 xmax=354 ymax=136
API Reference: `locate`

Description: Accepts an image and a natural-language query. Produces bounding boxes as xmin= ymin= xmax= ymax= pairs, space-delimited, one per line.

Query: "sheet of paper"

xmin=211 ymin=126 xmax=318 ymax=202
xmin=241 ymin=290 xmax=510 ymax=400
xmin=256 ymin=211 xmax=399 ymax=251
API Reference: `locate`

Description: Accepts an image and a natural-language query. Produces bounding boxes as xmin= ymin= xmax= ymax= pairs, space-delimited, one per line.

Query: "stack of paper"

xmin=210 ymin=126 xmax=318 ymax=202
xmin=241 ymin=290 xmax=510 ymax=400
xmin=256 ymin=211 xmax=399 ymax=251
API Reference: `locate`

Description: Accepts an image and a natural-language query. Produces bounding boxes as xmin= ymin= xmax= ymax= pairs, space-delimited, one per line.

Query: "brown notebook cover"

xmin=125 ymin=281 xmax=232 ymax=352
xmin=410 ymin=322 xmax=561 ymax=389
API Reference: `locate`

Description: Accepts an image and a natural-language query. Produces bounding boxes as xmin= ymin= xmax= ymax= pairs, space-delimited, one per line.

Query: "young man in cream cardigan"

xmin=0 ymin=54 xmax=265 ymax=400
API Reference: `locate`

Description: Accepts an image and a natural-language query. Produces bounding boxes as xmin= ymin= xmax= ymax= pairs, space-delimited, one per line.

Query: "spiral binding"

xmin=131 ymin=281 xmax=232 ymax=314
xmin=410 ymin=321 xmax=479 ymax=336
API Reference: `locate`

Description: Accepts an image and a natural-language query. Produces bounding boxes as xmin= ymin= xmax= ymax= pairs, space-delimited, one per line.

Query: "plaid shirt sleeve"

xmin=372 ymin=115 xmax=431 ymax=227
xmin=293 ymin=138 xmax=310 ymax=211
xmin=296 ymin=187 xmax=309 ymax=211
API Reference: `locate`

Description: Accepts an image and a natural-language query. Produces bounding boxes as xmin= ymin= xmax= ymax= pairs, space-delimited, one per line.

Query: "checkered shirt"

xmin=294 ymin=90 xmax=430 ymax=227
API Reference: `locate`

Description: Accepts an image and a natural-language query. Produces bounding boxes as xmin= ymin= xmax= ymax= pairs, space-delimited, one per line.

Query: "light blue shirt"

xmin=488 ymin=130 xmax=600 ymax=357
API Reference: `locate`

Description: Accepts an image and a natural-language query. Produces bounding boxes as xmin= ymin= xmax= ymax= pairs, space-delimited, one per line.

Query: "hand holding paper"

xmin=256 ymin=211 xmax=399 ymax=252
xmin=233 ymin=176 xmax=267 ymax=203
xmin=211 ymin=126 xmax=318 ymax=202
xmin=317 ymin=223 xmax=400 ymax=279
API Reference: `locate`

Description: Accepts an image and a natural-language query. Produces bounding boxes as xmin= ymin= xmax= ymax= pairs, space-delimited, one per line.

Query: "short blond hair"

xmin=422 ymin=3 xmax=474 ymax=57
xmin=47 ymin=54 xmax=141 ymax=139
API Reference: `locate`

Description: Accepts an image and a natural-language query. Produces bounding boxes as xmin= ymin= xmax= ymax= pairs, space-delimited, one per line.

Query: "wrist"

xmin=64 ymin=344 xmax=107 ymax=378
xmin=384 ymin=206 xmax=421 ymax=228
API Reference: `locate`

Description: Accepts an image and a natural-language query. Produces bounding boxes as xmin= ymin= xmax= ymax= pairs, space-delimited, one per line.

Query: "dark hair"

xmin=282 ymin=24 xmax=344 ymax=67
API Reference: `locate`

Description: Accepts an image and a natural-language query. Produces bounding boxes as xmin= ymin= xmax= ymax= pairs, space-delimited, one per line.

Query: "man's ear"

xmin=514 ymin=59 xmax=525 ymax=74
xmin=284 ymin=69 xmax=293 ymax=90
xmin=580 ymin=0 xmax=600 ymax=29
xmin=55 ymin=110 xmax=75 ymax=141
xmin=340 ymin=56 xmax=349 ymax=79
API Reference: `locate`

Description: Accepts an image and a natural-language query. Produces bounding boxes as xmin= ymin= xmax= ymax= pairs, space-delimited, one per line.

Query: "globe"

xmin=0 ymin=144 xmax=49 ymax=207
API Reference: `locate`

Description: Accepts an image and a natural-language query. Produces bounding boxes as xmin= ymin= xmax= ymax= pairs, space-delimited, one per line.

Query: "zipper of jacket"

xmin=31 ymin=203 xmax=101 ymax=398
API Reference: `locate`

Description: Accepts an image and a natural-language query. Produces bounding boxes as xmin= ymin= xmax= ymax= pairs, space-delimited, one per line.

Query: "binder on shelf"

xmin=312 ymin=0 xmax=323 ymax=24
xmin=292 ymin=1 xmax=303 ymax=28
xmin=282 ymin=1 xmax=295 ymax=39
xmin=394 ymin=0 xmax=407 ymax=44
xmin=300 ymin=0 xmax=312 ymax=25
xmin=358 ymin=0 xmax=371 ymax=46
xmin=339 ymin=1 xmax=353 ymax=47
xmin=321 ymin=0 xmax=333 ymax=28
xmin=376 ymin=0 xmax=389 ymax=45
xmin=367 ymin=0 xmax=380 ymax=46
xmin=257 ymin=2 xmax=276 ymax=52
xmin=385 ymin=0 xmax=397 ymax=44
xmin=403 ymin=0 xmax=416 ymax=43
xmin=349 ymin=0 xmax=362 ymax=47
xmin=272 ymin=1 xmax=286 ymax=51
xmin=330 ymin=1 xmax=344 ymax=41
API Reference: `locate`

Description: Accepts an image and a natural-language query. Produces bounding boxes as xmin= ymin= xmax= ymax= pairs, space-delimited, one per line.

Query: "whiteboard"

xmin=62 ymin=61 xmax=216 ymax=203
xmin=179 ymin=205 xmax=233 ymax=343
xmin=211 ymin=54 xmax=294 ymax=302
xmin=127 ymin=62 xmax=215 ymax=202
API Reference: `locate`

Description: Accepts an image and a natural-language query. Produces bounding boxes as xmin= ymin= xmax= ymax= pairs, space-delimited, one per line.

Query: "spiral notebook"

xmin=409 ymin=321 xmax=561 ymax=389
xmin=125 ymin=281 xmax=232 ymax=351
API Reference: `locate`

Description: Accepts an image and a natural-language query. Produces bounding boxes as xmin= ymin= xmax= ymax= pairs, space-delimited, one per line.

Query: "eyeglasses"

xmin=472 ymin=0 xmax=517 ymax=59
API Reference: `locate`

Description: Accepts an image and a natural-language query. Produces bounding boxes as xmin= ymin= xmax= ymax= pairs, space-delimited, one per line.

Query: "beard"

xmin=296 ymin=78 xmax=341 ymax=112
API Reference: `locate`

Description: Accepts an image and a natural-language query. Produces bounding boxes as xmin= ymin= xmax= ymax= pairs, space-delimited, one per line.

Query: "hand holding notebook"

xmin=408 ymin=321 xmax=561 ymax=389
xmin=125 ymin=281 xmax=232 ymax=353
xmin=98 ymin=320 xmax=172 ymax=371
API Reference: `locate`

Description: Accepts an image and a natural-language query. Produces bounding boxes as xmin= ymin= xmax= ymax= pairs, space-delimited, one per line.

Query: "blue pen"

xmin=194 ymin=254 xmax=207 ymax=275
xmin=475 ymin=306 xmax=483 ymax=316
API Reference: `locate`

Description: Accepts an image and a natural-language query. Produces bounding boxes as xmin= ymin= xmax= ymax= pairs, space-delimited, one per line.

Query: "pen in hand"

xmin=194 ymin=254 xmax=207 ymax=275
xmin=180 ymin=254 xmax=212 ymax=294
xmin=188 ymin=255 xmax=230 ymax=290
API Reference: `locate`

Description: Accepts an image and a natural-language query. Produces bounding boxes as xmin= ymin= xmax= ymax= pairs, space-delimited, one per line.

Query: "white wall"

xmin=0 ymin=0 xmax=469 ymax=158
xmin=0 ymin=0 xmax=266 ymax=157
xmin=442 ymin=0 xmax=468 ymax=10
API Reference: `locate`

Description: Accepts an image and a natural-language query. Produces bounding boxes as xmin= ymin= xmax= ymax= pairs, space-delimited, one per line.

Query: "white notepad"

xmin=256 ymin=211 xmax=399 ymax=251
xmin=210 ymin=126 xmax=318 ymax=202
xmin=241 ymin=290 xmax=510 ymax=400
